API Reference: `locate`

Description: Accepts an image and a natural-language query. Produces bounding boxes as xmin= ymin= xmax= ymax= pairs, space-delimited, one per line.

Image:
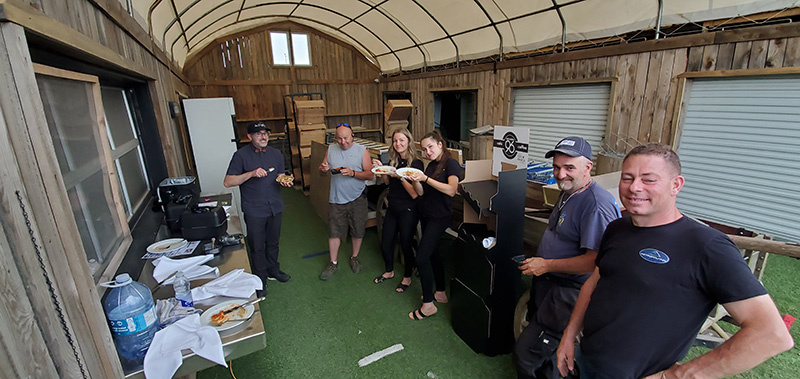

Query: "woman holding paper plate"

xmin=404 ymin=130 xmax=460 ymax=320
xmin=371 ymin=127 xmax=423 ymax=293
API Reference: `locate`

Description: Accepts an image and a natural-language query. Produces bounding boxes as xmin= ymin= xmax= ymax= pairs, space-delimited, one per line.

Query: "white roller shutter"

xmin=511 ymin=83 xmax=611 ymax=162
xmin=676 ymin=75 xmax=800 ymax=242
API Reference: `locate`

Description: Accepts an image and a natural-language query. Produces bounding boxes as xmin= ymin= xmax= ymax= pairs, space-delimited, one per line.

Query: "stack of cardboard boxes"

xmin=292 ymin=99 xmax=327 ymax=187
xmin=384 ymin=99 xmax=413 ymax=143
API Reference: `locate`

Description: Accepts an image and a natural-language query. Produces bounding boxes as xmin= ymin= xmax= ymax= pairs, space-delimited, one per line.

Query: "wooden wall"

xmin=184 ymin=22 xmax=382 ymax=130
xmin=1 ymin=0 xmax=194 ymax=377
xmin=382 ymin=23 xmax=800 ymax=153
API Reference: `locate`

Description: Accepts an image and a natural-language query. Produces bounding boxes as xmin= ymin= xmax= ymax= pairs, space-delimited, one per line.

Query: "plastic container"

xmin=173 ymin=271 xmax=194 ymax=307
xmin=101 ymin=273 xmax=158 ymax=371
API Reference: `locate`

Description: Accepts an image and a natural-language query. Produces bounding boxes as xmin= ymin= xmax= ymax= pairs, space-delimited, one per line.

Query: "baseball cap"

xmin=247 ymin=122 xmax=269 ymax=134
xmin=545 ymin=136 xmax=592 ymax=160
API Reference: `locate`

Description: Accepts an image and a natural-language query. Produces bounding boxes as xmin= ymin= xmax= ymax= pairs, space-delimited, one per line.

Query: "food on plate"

xmin=276 ymin=174 xmax=294 ymax=183
xmin=210 ymin=304 xmax=248 ymax=325
xmin=400 ymin=170 xmax=416 ymax=177
xmin=373 ymin=167 xmax=395 ymax=174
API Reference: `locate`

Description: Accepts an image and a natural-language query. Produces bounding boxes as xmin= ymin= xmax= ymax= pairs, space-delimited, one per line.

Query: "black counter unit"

xmin=181 ymin=206 xmax=227 ymax=241
xmin=451 ymin=167 xmax=526 ymax=356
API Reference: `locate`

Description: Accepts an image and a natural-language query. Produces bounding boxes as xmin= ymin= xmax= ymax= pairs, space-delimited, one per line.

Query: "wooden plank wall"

xmin=0 ymin=22 xmax=122 ymax=379
xmin=383 ymin=33 xmax=800 ymax=155
xmin=0 ymin=0 xmax=198 ymax=376
xmin=184 ymin=22 xmax=382 ymax=127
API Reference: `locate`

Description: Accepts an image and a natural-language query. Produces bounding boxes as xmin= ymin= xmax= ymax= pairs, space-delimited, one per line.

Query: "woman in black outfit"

xmin=372 ymin=127 xmax=423 ymax=292
xmin=406 ymin=130 xmax=460 ymax=320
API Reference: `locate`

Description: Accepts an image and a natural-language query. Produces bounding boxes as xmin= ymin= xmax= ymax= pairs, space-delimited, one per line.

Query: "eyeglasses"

xmin=252 ymin=131 xmax=269 ymax=136
xmin=337 ymin=123 xmax=351 ymax=129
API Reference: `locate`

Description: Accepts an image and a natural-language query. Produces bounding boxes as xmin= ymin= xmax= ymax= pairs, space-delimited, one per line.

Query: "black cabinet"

xmin=451 ymin=167 xmax=526 ymax=356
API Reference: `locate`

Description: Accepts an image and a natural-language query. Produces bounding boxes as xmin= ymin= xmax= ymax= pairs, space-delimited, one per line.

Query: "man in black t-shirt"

xmin=556 ymin=143 xmax=793 ymax=379
xmin=224 ymin=123 xmax=294 ymax=296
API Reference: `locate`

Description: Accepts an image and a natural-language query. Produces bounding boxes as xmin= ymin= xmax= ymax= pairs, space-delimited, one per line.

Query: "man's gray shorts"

xmin=329 ymin=193 xmax=367 ymax=239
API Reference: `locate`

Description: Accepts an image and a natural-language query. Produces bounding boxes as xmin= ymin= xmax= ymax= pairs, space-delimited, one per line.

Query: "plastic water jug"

xmin=101 ymin=273 xmax=158 ymax=371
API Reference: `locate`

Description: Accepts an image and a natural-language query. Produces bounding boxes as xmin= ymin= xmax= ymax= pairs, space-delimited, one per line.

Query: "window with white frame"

xmin=270 ymin=31 xmax=311 ymax=66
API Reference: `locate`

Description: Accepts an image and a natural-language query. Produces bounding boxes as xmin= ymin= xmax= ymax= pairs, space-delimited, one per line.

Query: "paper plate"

xmin=396 ymin=167 xmax=423 ymax=178
xmin=371 ymin=166 xmax=396 ymax=175
xmin=147 ymin=238 xmax=188 ymax=253
xmin=200 ymin=300 xmax=256 ymax=333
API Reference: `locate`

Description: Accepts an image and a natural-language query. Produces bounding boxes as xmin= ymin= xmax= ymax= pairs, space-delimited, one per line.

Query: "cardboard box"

xmin=295 ymin=100 xmax=326 ymax=125
xmin=460 ymin=160 xmax=497 ymax=229
xmin=299 ymin=129 xmax=326 ymax=147
xmin=384 ymin=120 xmax=410 ymax=143
xmin=298 ymin=122 xmax=325 ymax=131
xmin=385 ymin=99 xmax=413 ymax=121
xmin=300 ymin=147 xmax=311 ymax=158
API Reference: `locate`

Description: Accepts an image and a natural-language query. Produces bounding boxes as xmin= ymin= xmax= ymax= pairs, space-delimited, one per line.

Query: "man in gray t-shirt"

xmin=514 ymin=136 xmax=620 ymax=379
xmin=318 ymin=124 xmax=374 ymax=280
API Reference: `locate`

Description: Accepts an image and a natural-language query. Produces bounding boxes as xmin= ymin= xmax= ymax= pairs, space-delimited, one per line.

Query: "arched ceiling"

xmin=130 ymin=0 xmax=800 ymax=73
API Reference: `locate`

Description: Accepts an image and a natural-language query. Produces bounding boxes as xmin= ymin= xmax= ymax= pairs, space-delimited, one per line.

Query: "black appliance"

xmin=181 ymin=206 xmax=227 ymax=241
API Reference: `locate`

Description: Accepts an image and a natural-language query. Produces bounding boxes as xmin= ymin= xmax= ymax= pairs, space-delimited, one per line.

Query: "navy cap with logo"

xmin=247 ymin=122 xmax=269 ymax=134
xmin=545 ymin=136 xmax=592 ymax=160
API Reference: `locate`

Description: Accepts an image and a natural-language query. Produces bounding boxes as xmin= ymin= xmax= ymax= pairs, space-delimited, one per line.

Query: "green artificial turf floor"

xmin=198 ymin=187 xmax=516 ymax=378
xmin=199 ymin=187 xmax=798 ymax=378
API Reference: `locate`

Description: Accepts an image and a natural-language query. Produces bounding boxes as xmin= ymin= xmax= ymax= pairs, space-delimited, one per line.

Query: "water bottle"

xmin=173 ymin=271 xmax=194 ymax=307
xmin=101 ymin=273 xmax=157 ymax=371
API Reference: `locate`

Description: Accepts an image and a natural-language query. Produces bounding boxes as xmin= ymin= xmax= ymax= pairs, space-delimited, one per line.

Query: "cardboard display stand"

xmin=492 ymin=126 xmax=529 ymax=176
xmin=452 ymin=160 xmax=526 ymax=356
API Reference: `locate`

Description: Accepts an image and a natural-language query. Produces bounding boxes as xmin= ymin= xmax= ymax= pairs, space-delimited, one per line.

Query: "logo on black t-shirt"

xmin=639 ymin=248 xmax=670 ymax=264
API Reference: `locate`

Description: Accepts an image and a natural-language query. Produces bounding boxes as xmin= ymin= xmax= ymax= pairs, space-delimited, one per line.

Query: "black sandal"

xmin=396 ymin=282 xmax=410 ymax=292
xmin=374 ymin=274 xmax=393 ymax=284
xmin=409 ymin=308 xmax=435 ymax=320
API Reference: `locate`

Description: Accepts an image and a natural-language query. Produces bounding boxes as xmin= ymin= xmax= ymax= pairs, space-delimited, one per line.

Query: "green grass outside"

xmin=683 ymin=254 xmax=800 ymax=378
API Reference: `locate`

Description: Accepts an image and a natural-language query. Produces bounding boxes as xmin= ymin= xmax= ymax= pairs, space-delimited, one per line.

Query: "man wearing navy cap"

xmin=224 ymin=122 xmax=293 ymax=296
xmin=514 ymin=136 xmax=620 ymax=378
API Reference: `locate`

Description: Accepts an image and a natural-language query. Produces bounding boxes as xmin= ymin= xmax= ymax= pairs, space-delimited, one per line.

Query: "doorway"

xmin=433 ymin=90 xmax=477 ymax=148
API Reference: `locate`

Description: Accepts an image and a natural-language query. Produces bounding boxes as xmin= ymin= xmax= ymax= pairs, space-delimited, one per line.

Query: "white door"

xmin=182 ymin=97 xmax=244 ymax=233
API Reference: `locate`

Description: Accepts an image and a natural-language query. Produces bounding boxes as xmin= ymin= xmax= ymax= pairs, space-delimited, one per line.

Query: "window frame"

xmin=269 ymin=30 xmax=312 ymax=67
xmin=33 ymin=63 xmax=132 ymax=285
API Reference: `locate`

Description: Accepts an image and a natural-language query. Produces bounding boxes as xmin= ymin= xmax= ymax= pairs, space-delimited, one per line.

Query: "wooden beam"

xmin=81 ymin=0 xmax=189 ymax=85
xmin=678 ymin=66 xmax=800 ymax=78
xmin=383 ymin=22 xmax=800 ymax=82
xmin=728 ymin=235 xmax=800 ymax=259
xmin=0 ymin=0 xmax=156 ymax=79
xmin=703 ymin=8 xmax=800 ymax=28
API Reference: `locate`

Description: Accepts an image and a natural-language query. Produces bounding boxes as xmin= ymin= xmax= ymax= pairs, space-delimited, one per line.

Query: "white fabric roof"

xmin=129 ymin=0 xmax=799 ymax=73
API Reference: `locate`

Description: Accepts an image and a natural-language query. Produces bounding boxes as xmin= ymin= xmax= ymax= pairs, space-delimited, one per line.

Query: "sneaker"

xmin=267 ymin=271 xmax=291 ymax=283
xmin=319 ymin=262 xmax=338 ymax=280
xmin=349 ymin=256 xmax=362 ymax=274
